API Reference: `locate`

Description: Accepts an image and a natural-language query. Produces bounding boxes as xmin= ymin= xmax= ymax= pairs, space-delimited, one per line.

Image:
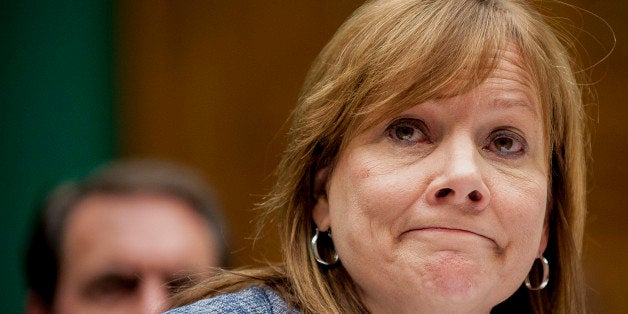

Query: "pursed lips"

xmin=401 ymin=226 xmax=499 ymax=247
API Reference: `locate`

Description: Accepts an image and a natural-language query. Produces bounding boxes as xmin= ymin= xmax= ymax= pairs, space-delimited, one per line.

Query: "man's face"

xmin=53 ymin=193 xmax=219 ymax=314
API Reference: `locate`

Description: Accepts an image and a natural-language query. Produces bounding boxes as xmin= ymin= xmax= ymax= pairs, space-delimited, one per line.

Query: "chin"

xmin=411 ymin=253 xmax=510 ymax=311
xmin=424 ymin=274 xmax=520 ymax=313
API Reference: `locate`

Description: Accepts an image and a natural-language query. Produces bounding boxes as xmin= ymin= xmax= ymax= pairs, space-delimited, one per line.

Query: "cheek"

xmin=327 ymin=153 xmax=424 ymax=259
xmin=492 ymin=173 xmax=547 ymax=255
xmin=329 ymin=155 xmax=418 ymax=225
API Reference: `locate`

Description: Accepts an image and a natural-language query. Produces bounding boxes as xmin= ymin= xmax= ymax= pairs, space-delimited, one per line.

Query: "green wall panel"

xmin=1 ymin=1 xmax=114 ymax=312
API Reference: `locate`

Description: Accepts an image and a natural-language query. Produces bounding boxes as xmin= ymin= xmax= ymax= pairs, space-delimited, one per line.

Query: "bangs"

xmin=297 ymin=0 xmax=560 ymax=170
xmin=343 ymin=0 xmax=521 ymax=135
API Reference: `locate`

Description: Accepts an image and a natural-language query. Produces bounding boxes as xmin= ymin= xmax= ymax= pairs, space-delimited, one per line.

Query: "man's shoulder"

xmin=164 ymin=285 xmax=297 ymax=314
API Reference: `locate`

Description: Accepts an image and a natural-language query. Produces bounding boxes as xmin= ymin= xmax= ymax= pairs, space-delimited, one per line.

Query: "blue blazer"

xmin=165 ymin=286 xmax=299 ymax=313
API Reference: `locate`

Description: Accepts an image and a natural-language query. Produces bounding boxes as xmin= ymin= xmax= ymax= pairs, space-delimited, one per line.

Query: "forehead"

xmin=60 ymin=193 xmax=217 ymax=275
xmin=473 ymin=47 xmax=539 ymax=114
xmin=355 ymin=44 xmax=539 ymax=133
xmin=484 ymin=46 xmax=534 ymax=89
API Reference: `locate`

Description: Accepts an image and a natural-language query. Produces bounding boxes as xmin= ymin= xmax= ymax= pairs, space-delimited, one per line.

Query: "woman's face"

xmin=313 ymin=48 xmax=549 ymax=313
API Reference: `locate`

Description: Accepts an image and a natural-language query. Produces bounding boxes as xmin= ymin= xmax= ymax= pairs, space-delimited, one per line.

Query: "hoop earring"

xmin=311 ymin=228 xmax=339 ymax=266
xmin=525 ymin=256 xmax=549 ymax=290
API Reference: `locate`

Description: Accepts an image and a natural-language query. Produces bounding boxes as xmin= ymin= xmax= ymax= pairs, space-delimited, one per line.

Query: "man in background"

xmin=24 ymin=159 xmax=229 ymax=313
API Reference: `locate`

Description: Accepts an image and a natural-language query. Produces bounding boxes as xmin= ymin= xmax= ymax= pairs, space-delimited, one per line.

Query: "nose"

xmin=138 ymin=278 xmax=169 ymax=314
xmin=425 ymin=138 xmax=490 ymax=211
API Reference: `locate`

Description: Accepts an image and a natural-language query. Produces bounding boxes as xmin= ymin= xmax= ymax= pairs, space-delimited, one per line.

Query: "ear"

xmin=537 ymin=216 xmax=549 ymax=257
xmin=312 ymin=167 xmax=331 ymax=231
xmin=24 ymin=291 xmax=49 ymax=314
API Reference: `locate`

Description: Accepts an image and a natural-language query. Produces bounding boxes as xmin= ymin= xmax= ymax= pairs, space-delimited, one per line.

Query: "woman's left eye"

xmin=385 ymin=119 xmax=429 ymax=144
xmin=486 ymin=131 xmax=526 ymax=157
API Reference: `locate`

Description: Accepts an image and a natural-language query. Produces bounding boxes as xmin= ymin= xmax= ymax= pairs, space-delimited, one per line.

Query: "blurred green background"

xmin=1 ymin=1 xmax=114 ymax=312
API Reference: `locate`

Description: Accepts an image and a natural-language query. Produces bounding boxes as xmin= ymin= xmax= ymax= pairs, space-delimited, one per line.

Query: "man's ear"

xmin=312 ymin=167 xmax=331 ymax=231
xmin=24 ymin=291 xmax=50 ymax=314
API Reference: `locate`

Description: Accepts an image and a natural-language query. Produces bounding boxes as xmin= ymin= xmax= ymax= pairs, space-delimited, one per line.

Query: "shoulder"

xmin=164 ymin=286 xmax=298 ymax=314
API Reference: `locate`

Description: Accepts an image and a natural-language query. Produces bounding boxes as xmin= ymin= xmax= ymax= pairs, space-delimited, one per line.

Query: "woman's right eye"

xmin=385 ymin=119 xmax=429 ymax=144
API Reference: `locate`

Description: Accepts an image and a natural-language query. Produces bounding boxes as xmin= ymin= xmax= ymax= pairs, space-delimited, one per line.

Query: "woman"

xmin=169 ymin=0 xmax=589 ymax=313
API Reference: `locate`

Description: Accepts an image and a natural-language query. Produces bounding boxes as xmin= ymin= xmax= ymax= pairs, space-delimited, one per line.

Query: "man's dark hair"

xmin=24 ymin=159 xmax=229 ymax=307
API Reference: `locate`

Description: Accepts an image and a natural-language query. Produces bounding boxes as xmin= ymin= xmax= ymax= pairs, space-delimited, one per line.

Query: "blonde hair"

xmin=173 ymin=1 xmax=589 ymax=313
